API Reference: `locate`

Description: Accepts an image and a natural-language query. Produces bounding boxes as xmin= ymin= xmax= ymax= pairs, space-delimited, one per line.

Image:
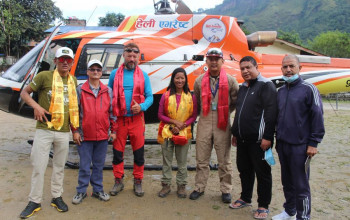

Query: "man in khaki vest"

xmin=190 ymin=48 xmax=239 ymax=203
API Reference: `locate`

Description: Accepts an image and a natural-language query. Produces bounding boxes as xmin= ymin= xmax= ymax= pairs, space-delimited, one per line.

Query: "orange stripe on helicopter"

xmin=62 ymin=31 xmax=98 ymax=39
xmin=313 ymin=74 xmax=350 ymax=86
xmin=121 ymin=15 xmax=146 ymax=32
xmin=147 ymin=67 xmax=164 ymax=76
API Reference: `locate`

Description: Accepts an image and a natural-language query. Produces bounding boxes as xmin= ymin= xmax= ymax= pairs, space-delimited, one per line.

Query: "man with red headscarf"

xmin=190 ymin=48 xmax=239 ymax=203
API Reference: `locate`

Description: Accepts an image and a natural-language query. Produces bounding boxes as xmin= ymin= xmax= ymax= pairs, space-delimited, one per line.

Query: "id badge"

xmin=211 ymin=101 xmax=217 ymax=111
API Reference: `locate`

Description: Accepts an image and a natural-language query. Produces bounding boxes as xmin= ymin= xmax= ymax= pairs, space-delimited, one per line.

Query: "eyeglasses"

xmin=88 ymin=68 xmax=102 ymax=72
xmin=206 ymin=48 xmax=223 ymax=57
xmin=57 ymin=57 xmax=73 ymax=64
xmin=124 ymin=48 xmax=140 ymax=54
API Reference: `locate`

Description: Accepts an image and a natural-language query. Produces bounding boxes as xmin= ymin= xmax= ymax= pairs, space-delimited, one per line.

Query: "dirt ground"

xmin=0 ymin=101 xmax=349 ymax=220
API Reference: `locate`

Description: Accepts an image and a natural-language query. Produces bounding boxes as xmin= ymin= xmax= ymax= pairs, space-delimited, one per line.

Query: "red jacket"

xmin=76 ymin=81 xmax=116 ymax=141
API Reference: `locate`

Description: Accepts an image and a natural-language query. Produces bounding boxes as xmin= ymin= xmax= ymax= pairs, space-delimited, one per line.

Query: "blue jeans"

xmin=76 ymin=140 xmax=108 ymax=193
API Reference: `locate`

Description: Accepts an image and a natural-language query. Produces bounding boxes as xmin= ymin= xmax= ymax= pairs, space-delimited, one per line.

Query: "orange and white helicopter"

xmin=1 ymin=0 xmax=350 ymax=123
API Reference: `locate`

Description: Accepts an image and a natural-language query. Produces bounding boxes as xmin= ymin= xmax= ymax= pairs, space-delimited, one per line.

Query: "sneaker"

xmin=189 ymin=190 xmax=204 ymax=200
xmin=158 ymin=183 xmax=171 ymax=198
xmin=20 ymin=201 xmax=41 ymax=219
xmin=72 ymin=192 xmax=87 ymax=204
xmin=51 ymin=196 xmax=68 ymax=212
xmin=110 ymin=178 xmax=124 ymax=196
xmin=133 ymin=179 xmax=144 ymax=197
xmin=272 ymin=210 xmax=296 ymax=220
xmin=222 ymin=193 xmax=232 ymax=203
xmin=177 ymin=184 xmax=186 ymax=198
xmin=92 ymin=191 xmax=110 ymax=201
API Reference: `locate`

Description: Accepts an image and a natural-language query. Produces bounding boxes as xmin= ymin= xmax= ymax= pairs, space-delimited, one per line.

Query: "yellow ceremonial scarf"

xmin=157 ymin=91 xmax=193 ymax=144
xmin=47 ymin=69 xmax=79 ymax=130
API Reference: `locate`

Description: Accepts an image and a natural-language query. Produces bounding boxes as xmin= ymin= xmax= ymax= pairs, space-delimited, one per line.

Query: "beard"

xmin=125 ymin=61 xmax=137 ymax=70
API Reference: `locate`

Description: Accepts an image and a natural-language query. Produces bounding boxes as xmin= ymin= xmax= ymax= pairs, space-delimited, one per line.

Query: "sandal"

xmin=229 ymin=199 xmax=252 ymax=209
xmin=254 ymin=208 xmax=270 ymax=219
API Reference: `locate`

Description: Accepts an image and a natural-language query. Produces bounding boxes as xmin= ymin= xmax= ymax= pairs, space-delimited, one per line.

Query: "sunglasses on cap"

xmin=57 ymin=57 xmax=73 ymax=64
xmin=206 ymin=48 xmax=223 ymax=57
xmin=124 ymin=48 xmax=140 ymax=54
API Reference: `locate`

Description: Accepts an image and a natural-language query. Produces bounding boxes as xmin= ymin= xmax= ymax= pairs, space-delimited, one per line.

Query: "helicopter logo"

xmin=202 ymin=18 xmax=226 ymax=43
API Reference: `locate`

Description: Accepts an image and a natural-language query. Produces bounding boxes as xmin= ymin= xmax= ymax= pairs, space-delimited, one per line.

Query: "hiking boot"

xmin=72 ymin=192 xmax=87 ymax=204
xmin=92 ymin=191 xmax=110 ymax=201
xmin=51 ymin=196 xmax=68 ymax=212
xmin=189 ymin=190 xmax=204 ymax=200
xmin=158 ymin=183 xmax=171 ymax=198
xmin=177 ymin=184 xmax=186 ymax=198
xmin=133 ymin=179 xmax=144 ymax=197
xmin=20 ymin=201 xmax=41 ymax=219
xmin=110 ymin=178 xmax=124 ymax=196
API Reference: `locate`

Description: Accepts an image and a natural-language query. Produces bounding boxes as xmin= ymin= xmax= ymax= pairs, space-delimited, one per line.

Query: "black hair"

xmin=167 ymin=67 xmax=190 ymax=95
xmin=240 ymin=56 xmax=257 ymax=67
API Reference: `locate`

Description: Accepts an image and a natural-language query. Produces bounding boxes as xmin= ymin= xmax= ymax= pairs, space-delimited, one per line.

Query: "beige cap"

xmin=55 ymin=47 xmax=74 ymax=59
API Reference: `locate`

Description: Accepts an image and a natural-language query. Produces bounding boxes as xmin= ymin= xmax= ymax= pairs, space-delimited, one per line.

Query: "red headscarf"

xmin=201 ymin=69 xmax=229 ymax=130
xmin=112 ymin=64 xmax=145 ymax=116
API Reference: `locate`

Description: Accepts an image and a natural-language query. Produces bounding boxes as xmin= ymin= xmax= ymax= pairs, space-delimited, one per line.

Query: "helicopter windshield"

xmin=1 ymin=38 xmax=81 ymax=83
xmin=1 ymin=40 xmax=46 ymax=82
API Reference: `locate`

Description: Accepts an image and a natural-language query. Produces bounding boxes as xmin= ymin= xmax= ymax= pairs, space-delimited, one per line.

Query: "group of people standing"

xmin=18 ymin=44 xmax=324 ymax=220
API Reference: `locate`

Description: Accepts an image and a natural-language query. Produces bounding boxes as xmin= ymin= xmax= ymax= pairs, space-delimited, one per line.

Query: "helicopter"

xmin=0 ymin=0 xmax=350 ymax=124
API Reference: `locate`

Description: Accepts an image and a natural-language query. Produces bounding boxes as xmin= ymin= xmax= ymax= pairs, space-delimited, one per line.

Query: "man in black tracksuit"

xmin=231 ymin=56 xmax=277 ymax=219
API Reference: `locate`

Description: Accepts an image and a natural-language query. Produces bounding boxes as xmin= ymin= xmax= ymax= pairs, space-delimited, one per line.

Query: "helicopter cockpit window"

xmin=42 ymin=39 xmax=81 ymax=72
xmin=1 ymin=40 xmax=46 ymax=82
xmin=75 ymin=44 xmax=124 ymax=80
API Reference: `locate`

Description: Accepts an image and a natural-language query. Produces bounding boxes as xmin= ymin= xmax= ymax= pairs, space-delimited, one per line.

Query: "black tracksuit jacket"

xmin=231 ymin=74 xmax=277 ymax=142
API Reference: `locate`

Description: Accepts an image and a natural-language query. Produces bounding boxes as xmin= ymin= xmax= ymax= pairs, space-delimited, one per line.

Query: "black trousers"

xmin=236 ymin=139 xmax=272 ymax=209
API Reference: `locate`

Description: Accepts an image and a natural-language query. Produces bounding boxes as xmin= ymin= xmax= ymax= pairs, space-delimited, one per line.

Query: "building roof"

xmin=274 ymin=39 xmax=325 ymax=56
xmin=255 ymin=38 xmax=325 ymax=56
xmin=45 ymin=26 xmax=117 ymax=34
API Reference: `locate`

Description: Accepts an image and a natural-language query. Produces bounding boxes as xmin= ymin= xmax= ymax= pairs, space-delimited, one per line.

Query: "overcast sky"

xmin=54 ymin=0 xmax=224 ymax=26
xmin=53 ymin=0 xmax=223 ymax=26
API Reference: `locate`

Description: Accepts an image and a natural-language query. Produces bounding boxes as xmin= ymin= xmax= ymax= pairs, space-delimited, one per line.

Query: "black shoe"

xmin=222 ymin=193 xmax=232 ymax=203
xmin=189 ymin=190 xmax=204 ymax=200
xmin=20 ymin=201 xmax=41 ymax=219
xmin=51 ymin=196 xmax=68 ymax=212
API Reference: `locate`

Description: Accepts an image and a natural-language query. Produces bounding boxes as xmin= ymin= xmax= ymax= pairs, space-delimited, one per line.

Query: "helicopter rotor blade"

xmin=175 ymin=0 xmax=192 ymax=14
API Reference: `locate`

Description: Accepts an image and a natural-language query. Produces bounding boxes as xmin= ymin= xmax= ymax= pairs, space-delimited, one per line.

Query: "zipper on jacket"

xmin=238 ymin=87 xmax=250 ymax=138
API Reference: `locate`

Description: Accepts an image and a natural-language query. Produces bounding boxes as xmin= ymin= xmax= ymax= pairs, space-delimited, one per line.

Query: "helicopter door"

xmin=0 ymin=25 xmax=61 ymax=114
xmin=17 ymin=25 xmax=62 ymax=114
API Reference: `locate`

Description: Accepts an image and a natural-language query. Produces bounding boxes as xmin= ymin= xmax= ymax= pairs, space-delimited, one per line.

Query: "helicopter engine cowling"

xmin=247 ymin=31 xmax=277 ymax=50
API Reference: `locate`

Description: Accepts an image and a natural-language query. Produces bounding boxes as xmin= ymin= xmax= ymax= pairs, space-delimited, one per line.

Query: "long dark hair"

xmin=167 ymin=67 xmax=190 ymax=95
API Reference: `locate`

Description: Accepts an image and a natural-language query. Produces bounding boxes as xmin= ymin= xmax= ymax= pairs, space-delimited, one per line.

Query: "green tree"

xmin=0 ymin=0 xmax=62 ymax=57
xmin=278 ymin=30 xmax=303 ymax=46
xmin=98 ymin=12 xmax=125 ymax=27
xmin=0 ymin=0 xmax=23 ymax=56
xmin=308 ymin=31 xmax=350 ymax=58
